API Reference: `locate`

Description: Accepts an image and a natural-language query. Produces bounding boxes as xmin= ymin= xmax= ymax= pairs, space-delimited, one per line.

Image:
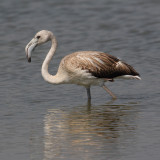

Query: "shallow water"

xmin=0 ymin=0 xmax=160 ymax=160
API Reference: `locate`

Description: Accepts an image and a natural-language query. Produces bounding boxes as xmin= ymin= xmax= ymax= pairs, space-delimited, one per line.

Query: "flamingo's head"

xmin=25 ymin=30 xmax=54 ymax=62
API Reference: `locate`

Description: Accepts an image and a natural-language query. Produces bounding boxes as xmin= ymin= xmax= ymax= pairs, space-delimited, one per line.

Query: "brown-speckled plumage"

xmin=61 ymin=51 xmax=139 ymax=79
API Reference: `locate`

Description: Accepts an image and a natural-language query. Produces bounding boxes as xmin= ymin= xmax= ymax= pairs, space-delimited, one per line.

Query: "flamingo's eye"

xmin=37 ymin=36 xmax=41 ymax=39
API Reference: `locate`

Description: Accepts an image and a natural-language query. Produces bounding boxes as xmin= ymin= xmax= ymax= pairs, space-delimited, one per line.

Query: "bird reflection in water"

xmin=43 ymin=103 xmax=137 ymax=160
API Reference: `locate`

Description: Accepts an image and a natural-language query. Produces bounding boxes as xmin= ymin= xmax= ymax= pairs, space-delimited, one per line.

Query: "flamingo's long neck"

xmin=41 ymin=36 xmax=61 ymax=84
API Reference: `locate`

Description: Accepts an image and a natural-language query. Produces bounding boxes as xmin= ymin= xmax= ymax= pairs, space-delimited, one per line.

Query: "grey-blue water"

xmin=0 ymin=0 xmax=160 ymax=160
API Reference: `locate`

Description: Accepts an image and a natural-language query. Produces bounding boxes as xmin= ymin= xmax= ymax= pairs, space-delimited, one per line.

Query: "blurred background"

xmin=0 ymin=0 xmax=160 ymax=160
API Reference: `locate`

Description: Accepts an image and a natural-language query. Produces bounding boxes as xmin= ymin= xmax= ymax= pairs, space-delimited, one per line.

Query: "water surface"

xmin=0 ymin=0 xmax=160 ymax=160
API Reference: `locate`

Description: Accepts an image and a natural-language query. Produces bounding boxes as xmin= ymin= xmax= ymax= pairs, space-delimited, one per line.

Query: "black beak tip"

xmin=28 ymin=57 xmax=31 ymax=63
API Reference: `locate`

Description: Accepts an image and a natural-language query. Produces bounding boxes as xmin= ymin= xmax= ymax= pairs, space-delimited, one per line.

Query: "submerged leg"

xmin=102 ymin=85 xmax=117 ymax=99
xmin=86 ymin=87 xmax=91 ymax=100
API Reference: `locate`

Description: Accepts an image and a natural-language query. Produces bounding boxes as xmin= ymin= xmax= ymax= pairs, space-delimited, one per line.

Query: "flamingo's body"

xmin=25 ymin=30 xmax=141 ymax=100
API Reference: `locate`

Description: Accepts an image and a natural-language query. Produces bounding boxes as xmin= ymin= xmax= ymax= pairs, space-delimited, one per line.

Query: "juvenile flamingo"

xmin=25 ymin=30 xmax=141 ymax=100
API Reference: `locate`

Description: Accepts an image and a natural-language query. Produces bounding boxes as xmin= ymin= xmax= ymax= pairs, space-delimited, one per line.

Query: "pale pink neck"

xmin=41 ymin=36 xmax=61 ymax=84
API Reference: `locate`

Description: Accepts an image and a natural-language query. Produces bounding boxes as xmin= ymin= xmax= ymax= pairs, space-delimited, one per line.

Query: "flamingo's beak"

xmin=25 ymin=38 xmax=38 ymax=62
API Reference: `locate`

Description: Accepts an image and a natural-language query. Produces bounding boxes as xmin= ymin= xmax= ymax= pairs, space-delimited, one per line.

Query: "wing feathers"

xmin=62 ymin=51 xmax=140 ymax=79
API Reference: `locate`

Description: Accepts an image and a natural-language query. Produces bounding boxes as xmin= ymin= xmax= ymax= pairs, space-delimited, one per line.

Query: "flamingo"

xmin=25 ymin=30 xmax=141 ymax=100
